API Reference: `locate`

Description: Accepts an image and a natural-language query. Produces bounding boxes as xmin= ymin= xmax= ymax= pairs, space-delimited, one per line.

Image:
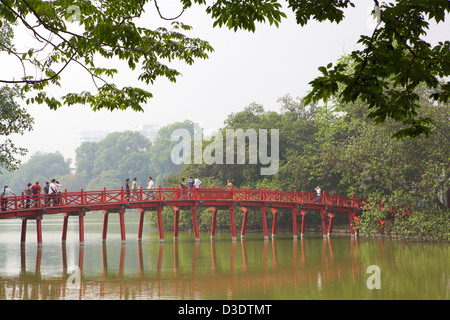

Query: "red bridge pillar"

xmin=102 ymin=210 xmax=109 ymax=242
xmin=191 ymin=205 xmax=200 ymax=242
xmin=119 ymin=208 xmax=126 ymax=244
xmin=261 ymin=205 xmax=269 ymax=240
xmin=173 ymin=206 xmax=180 ymax=241
xmin=241 ymin=207 xmax=249 ymax=238
xmin=20 ymin=218 xmax=27 ymax=246
xmin=320 ymin=208 xmax=327 ymax=238
xmin=79 ymin=211 xmax=85 ymax=245
xmin=327 ymin=212 xmax=335 ymax=237
xmin=292 ymin=207 xmax=298 ymax=239
xmin=138 ymin=208 xmax=145 ymax=241
xmin=61 ymin=211 xmax=85 ymax=245
xmin=300 ymin=210 xmax=306 ymax=238
xmin=210 ymin=207 xmax=217 ymax=239
xmin=156 ymin=206 xmax=164 ymax=242
xmin=271 ymin=208 xmax=278 ymax=238
xmin=229 ymin=206 xmax=237 ymax=241
xmin=349 ymin=211 xmax=358 ymax=237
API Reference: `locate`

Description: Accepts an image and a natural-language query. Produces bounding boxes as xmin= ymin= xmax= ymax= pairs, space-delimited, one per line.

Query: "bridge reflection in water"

xmin=0 ymin=236 xmax=362 ymax=300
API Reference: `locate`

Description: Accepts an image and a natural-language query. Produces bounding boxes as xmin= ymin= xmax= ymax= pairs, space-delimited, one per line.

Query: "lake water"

xmin=0 ymin=212 xmax=448 ymax=300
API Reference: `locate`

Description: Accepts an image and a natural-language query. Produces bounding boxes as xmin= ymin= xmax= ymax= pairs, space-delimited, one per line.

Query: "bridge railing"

xmin=0 ymin=187 xmax=368 ymax=214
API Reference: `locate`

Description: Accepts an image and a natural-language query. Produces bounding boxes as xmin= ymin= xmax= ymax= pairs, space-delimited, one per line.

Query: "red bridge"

xmin=0 ymin=187 xmax=366 ymax=246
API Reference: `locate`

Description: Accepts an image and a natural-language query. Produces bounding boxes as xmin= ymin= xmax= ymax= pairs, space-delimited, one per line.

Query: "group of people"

xmin=180 ymin=176 xmax=202 ymax=189
xmin=124 ymin=177 xmax=155 ymax=201
xmin=1 ymin=179 xmax=62 ymax=211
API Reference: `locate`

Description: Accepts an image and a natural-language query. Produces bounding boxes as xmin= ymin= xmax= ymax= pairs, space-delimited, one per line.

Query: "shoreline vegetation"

xmin=145 ymin=204 xmax=449 ymax=243
xmin=3 ymin=81 xmax=449 ymax=243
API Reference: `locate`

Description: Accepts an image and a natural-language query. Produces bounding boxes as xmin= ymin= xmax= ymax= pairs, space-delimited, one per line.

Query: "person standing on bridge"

xmin=125 ymin=178 xmax=131 ymax=201
xmin=188 ymin=177 xmax=194 ymax=199
xmin=1 ymin=185 xmax=16 ymax=211
xmin=24 ymin=183 xmax=32 ymax=208
xmin=194 ymin=176 xmax=202 ymax=188
xmin=146 ymin=177 xmax=154 ymax=200
xmin=31 ymin=181 xmax=41 ymax=207
xmin=131 ymin=177 xmax=138 ymax=201
xmin=315 ymin=186 xmax=322 ymax=203
xmin=43 ymin=181 xmax=50 ymax=206
xmin=49 ymin=179 xmax=58 ymax=206
xmin=180 ymin=178 xmax=187 ymax=199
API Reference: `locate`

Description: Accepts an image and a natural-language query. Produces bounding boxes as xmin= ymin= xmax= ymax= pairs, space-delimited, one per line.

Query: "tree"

xmin=92 ymin=130 xmax=151 ymax=177
xmin=0 ymin=151 xmax=71 ymax=192
xmin=302 ymin=0 xmax=450 ymax=138
xmin=1 ymin=1 xmax=448 ymax=138
xmin=0 ymin=20 xmax=33 ymax=173
xmin=0 ymin=0 xmax=213 ymax=111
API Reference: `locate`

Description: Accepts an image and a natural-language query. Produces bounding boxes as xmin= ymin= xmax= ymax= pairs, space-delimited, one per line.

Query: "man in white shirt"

xmin=1 ymin=185 xmax=16 ymax=211
xmin=194 ymin=177 xmax=202 ymax=188
xmin=315 ymin=186 xmax=321 ymax=203
xmin=49 ymin=179 xmax=58 ymax=206
xmin=147 ymin=177 xmax=155 ymax=200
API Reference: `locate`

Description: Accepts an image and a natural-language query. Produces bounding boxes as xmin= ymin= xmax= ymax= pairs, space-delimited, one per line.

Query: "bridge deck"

xmin=0 ymin=187 xmax=365 ymax=245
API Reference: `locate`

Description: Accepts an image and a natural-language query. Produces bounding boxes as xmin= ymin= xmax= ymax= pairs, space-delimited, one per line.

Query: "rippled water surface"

xmin=0 ymin=212 xmax=448 ymax=299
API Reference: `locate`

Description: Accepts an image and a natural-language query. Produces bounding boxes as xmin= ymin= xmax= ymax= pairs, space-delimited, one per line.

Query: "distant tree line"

xmin=2 ymin=82 xmax=449 ymax=240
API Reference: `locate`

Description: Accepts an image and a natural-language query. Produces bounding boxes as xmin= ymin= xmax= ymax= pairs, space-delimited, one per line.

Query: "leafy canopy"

xmin=0 ymin=0 xmax=449 ymax=138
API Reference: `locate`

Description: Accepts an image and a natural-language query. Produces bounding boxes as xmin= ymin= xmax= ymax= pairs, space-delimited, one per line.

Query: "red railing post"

xmin=102 ymin=187 xmax=106 ymax=204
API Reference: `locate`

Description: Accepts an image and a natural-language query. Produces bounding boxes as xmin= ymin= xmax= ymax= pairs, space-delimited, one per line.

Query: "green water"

xmin=0 ymin=212 xmax=448 ymax=300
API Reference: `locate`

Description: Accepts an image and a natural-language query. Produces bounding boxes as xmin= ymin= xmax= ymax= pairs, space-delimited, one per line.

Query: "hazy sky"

xmin=3 ymin=0 xmax=449 ymax=164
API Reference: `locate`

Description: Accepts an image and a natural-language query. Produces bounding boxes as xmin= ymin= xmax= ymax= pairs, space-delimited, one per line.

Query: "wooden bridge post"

xmin=62 ymin=213 xmax=69 ymax=243
xmin=271 ymin=208 xmax=278 ymax=238
xmin=320 ymin=208 xmax=327 ymax=238
xmin=292 ymin=207 xmax=298 ymax=239
xmin=36 ymin=215 xmax=43 ymax=247
xmin=138 ymin=208 xmax=145 ymax=241
xmin=261 ymin=205 xmax=269 ymax=240
xmin=102 ymin=210 xmax=109 ymax=242
xmin=174 ymin=206 xmax=180 ymax=240
xmin=241 ymin=207 xmax=249 ymax=238
xmin=229 ymin=206 xmax=237 ymax=241
xmin=20 ymin=218 xmax=27 ymax=245
xmin=349 ymin=211 xmax=358 ymax=237
xmin=300 ymin=210 xmax=306 ymax=238
xmin=156 ymin=206 xmax=164 ymax=242
xmin=327 ymin=212 xmax=335 ymax=237
xmin=79 ymin=211 xmax=85 ymax=245
xmin=210 ymin=207 xmax=217 ymax=239
xmin=191 ymin=205 xmax=200 ymax=242
xmin=119 ymin=208 xmax=126 ymax=243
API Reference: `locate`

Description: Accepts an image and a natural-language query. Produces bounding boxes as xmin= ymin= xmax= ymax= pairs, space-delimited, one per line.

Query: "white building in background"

xmin=132 ymin=124 xmax=159 ymax=142
xmin=76 ymin=130 xmax=109 ymax=146
xmin=76 ymin=124 xmax=159 ymax=148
